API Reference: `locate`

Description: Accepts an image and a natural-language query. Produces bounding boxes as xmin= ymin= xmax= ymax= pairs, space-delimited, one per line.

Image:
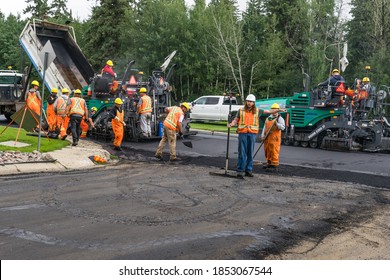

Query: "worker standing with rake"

xmin=262 ymin=103 xmax=285 ymax=172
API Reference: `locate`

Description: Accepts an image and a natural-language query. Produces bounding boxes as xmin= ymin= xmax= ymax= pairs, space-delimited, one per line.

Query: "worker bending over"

xmin=155 ymin=103 xmax=190 ymax=162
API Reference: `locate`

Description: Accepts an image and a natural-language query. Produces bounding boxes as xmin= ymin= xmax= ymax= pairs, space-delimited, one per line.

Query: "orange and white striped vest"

xmin=68 ymin=97 xmax=86 ymax=116
xmin=163 ymin=106 xmax=183 ymax=131
xmin=139 ymin=95 xmax=152 ymax=114
xmin=237 ymin=108 xmax=259 ymax=134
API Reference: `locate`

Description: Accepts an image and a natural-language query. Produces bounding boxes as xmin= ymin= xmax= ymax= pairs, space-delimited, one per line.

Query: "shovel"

xmin=209 ymin=93 xmax=242 ymax=179
xmin=180 ymin=135 xmax=193 ymax=148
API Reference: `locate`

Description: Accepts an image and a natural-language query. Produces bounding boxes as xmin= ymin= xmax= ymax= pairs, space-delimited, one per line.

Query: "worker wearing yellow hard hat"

xmin=155 ymin=102 xmax=190 ymax=162
xmin=261 ymin=102 xmax=286 ymax=172
xmin=101 ymin=59 xmax=117 ymax=79
xmin=137 ymin=87 xmax=153 ymax=137
xmin=26 ymin=80 xmax=42 ymax=131
xmin=108 ymin=98 xmax=125 ymax=150
xmin=65 ymin=89 xmax=88 ymax=146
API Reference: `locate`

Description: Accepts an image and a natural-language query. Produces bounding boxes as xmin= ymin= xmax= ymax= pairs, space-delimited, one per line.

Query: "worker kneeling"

xmin=108 ymin=98 xmax=126 ymax=151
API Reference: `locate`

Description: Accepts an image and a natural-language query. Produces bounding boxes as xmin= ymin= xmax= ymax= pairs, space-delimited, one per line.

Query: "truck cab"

xmin=0 ymin=69 xmax=25 ymax=121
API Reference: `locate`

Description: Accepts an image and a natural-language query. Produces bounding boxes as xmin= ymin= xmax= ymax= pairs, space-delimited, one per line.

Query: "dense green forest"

xmin=1 ymin=0 xmax=390 ymax=102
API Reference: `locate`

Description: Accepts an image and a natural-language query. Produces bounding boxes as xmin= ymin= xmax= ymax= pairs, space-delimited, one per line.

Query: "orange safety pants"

xmin=46 ymin=104 xmax=57 ymax=132
xmin=59 ymin=116 xmax=70 ymax=138
xmin=112 ymin=120 xmax=124 ymax=147
xmin=80 ymin=119 xmax=89 ymax=138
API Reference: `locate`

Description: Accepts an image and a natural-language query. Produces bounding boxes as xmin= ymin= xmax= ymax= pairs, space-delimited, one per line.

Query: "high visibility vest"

xmin=264 ymin=115 xmax=281 ymax=137
xmin=69 ymin=97 xmax=86 ymax=116
xmin=139 ymin=95 xmax=152 ymax=114
xmin=112 ymin=108 xmax=124 ymax=126
xmin=163 ymin=106 xmax=183 ymax=131
xmin=335 ymin=82 xmax=346 ymax=93
xmin=26 ymin=92 xmax=40 ymax=108
xmin=56 ymin=97 xmax=67 ymax=116
xmin=237 ymin=108 xmax=259 ymax=134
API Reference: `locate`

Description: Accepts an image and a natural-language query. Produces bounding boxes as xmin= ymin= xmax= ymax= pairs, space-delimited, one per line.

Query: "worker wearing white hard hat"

xmin=228 ymin=94 xmax=285 ymax=178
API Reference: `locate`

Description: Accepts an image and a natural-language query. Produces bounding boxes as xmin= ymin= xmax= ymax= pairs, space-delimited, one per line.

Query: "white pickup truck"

xmin=190 ymin=95 xmax=243 ymax=121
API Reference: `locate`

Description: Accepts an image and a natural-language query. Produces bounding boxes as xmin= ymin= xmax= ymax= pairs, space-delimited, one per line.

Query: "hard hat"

xmin=51 ymin=88 xmax=58 ymax=94
xmin=246 ymin=94 xmax=256 ymax=102
xmin=139 ymin=87 xmax=147 ymax=93
xmin=332 ymin=69 xmax=340 ymax=74
xmin=362 ymin=77 xmax=370 ymax=82
xmin=62 ymin=88 xmax=70 ymax=94
xmin=74 ymin=89 xmax=82 ymax=94
xmin=106 ymin=60 xmax=114 ymax=66
xmin=271 ymin=103 xmax=280 ymax=109
xmin=31 ymin=80 xmax=39 ymax=86
xmin=181 ymin=102 xmax=190 ymax=110
xmin=91 ymin=107 xmax=98 ymax=112
xmin=114 ymin=98 xmax=123 ymax=105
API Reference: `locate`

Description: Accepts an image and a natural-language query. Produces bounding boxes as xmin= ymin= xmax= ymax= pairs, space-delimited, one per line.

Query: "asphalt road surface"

xmin=1 ymin=134 xmax=389 ymax=259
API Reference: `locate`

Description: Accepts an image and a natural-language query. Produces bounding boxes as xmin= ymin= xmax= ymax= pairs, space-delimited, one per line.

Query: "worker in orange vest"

xmin=137 ymin=87 xmax=152 ymax=137
xmin=228 ymin=95 xmax=285 ymax=178
xmin=155 ymin=102 xmax=190 ymax=162
xmin=261 ymin=103 xmax=286 ymax=172
xmin=25 ymin=80 xmax=42 ymax=131
xmin=25 ymin=80 xmax=41 ymax=116
xmin=65 ymin=89 xmax=88 ymax=146
xmin=46 ymin=87 xmax=58 ymax=137
xmin=108 ymin=98 xmax=126 ymax=151
xmin=54 ymin=88 xmax=70 ymax=140
xmin=80 ymin=107 xmax=97 ymax=138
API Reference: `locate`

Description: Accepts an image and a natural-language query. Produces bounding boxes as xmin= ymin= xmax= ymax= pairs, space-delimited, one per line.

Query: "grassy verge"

xmin=0 ymin=126 xmax=70 ymax=152
xmin=189 ymin=121 xmax=236 ymax=134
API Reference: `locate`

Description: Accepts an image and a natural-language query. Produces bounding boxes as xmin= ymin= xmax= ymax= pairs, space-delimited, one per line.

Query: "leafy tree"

xmin=0 ymin=15 xmax=27 ymax=71
xmin=83 ymin=0 xmax=130 ymax=71
xmin=23 ymin=0 xmax=51 ymax=19
xmin=50 ymin=0 xmax=72 ymax=22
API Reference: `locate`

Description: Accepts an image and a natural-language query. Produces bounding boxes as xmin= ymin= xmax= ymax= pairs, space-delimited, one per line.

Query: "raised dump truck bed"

xmin=19 ymin=19 xmax=94 ymax=91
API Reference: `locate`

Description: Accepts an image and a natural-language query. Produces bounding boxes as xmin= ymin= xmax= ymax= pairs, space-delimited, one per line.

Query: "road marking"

xmin=0 ymin=204 xmax=46 ymax=211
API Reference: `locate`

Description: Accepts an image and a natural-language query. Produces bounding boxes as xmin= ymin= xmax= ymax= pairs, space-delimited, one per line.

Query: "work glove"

xmin=115 ymin=116 xmax=120 ymax=121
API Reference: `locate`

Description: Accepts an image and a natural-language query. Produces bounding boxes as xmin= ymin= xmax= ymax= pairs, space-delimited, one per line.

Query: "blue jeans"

xmin=237 ymin=133 xmax=256 ymax=173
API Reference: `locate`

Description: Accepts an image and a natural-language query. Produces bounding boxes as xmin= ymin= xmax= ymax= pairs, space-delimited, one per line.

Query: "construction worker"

xmin=55 ymin=88 xmax=70 ymax=140
xmin=137 ymin=87 xmax=152 ymax=137
xmin=46 ymin=88 xmax=59 ymax=137
xmin=361 ymin=77 xmax=372 ymax=94
xmin=228 ymin=95 xmax=285 ymax=178
xmin=318 ymin=68 xmax=346 ymax=96
xmin=80 ymin=107 xmax=97 ymax=138
xmin=25 ymin=80 xmax=41 ymax=116
xmin=65 ymin=89 xmax=88 ymax=146
xmin=155 ymin=102 xmax=190 ymax=161
xmin=101 ymin=60 xmax=117 ymax=79
xmin=108 ymin=98 xmax=126 ymax=151
xmin=261 ymin=103 xmax=286 ymax=172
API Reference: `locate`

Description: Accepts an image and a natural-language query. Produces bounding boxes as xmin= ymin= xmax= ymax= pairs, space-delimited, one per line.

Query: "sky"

xmin=0 ymin=0 xmax=248 ymax=21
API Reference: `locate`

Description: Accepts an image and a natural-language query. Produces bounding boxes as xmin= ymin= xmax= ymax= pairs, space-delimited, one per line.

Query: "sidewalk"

xmin=0 ymin=140 xmax=111 ymax=176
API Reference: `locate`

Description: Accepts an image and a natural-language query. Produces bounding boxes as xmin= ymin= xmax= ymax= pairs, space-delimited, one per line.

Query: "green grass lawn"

xmin=189 ymin=121 xmax=237 ymax=134
xmin=0 ymin=126 xmax=70 ymax=152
